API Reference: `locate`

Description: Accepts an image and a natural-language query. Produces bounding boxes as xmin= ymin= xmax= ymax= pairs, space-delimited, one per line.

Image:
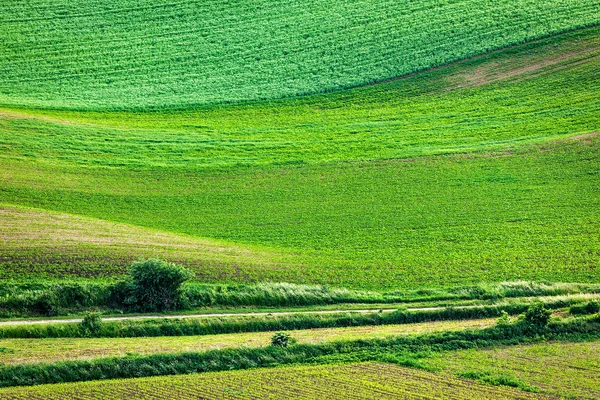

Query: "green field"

xmin=0 ymin=319 xmax=495 ymax=365
xmin=424 ymin=340 xmax=600 ymax=399
xmin=0 ymin=362 xmax=554 ymax=399
xmin=2 ymin=26 xmax=599 ymax=288
xmin=2 ymin=0 xmax=599 ymax=109
xmin=2 ymin=2 xmax=600 ymax=396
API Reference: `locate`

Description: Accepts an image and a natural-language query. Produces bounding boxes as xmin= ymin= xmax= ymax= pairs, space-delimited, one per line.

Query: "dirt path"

xmin=0 ymin=307 xmax=443 ymax=326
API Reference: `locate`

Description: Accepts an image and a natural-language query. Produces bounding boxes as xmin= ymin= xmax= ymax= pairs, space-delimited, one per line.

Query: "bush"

xmin=80 ymin=312 xmax=103 ymax=337
xmin=496 ymin=311 xmax=512 ymax=327
xmin=586 ymin=300 xmax=600 ymax=314
xmin=271 ymin=332 xmax=295 ymax=347
xmin=570 ymin=300 xmax=600 ymax=315
xmin=30 ymin=292 xmax=60 ymax=316
xmin=122 ymin=259 xmax=194 ymax=312
xmin=524 ymin=303 xmax=552 ymax=327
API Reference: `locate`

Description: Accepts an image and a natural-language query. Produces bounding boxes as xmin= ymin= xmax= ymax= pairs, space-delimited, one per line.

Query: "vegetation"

xmin=2 ymin=0 xmax=599 ymax=397
xmin=0 ymin=316 xmax=597 ymax=388
xmin=0 ymin=300 xmax=584 ymax=339
xmin=79 ymin=312 xmax=103 ymax=338
xmin=3 ymin=137 xmax=599 ymax=288
xmin=0 ymin=362 xmax=552 ymax=400
xmin=0 ymin=319 xmax=496 ymax=366
xmin=1 ymin=27 xmax=599 ymax=288
xmin=270 ymin=332 xmax=295 ymax=348
xmin=570 ymin=300 xmax=600 ymax=315
xmin=423 ymin=340 xmax=600 ymax=399
xmin=2 ymin=0 xmax=599 ymax=109
xmin=3 ymin=276 xmax=598 ymax=317
xmin=115 ymin=259 xmax=193 ymax=312
xmin=523 ymin=303 xmax=552 ymax=328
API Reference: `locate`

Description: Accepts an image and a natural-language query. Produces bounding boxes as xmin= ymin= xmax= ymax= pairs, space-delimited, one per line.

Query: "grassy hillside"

xmin=1 ymin=27 xmax=599 ymax=288
xmin=1 ymin=0 xmax=599 ymax=109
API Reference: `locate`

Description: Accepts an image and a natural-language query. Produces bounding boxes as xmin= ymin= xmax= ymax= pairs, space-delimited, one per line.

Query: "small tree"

xmin=125 ymin=259 xmax=194 ymax=312
xmin=524 ymin=302 xmax=552 ymax=328
xmin=271 ymin=331 xmax=295 ymax=348
xmin=80 ymin=312 xmax=103 ymax=337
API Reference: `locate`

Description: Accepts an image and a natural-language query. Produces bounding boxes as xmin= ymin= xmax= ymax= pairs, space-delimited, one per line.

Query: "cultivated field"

xmin=424 ymin=340 xmax=600 ymax=399
xmin=0 ymin=362 xmax=555 ymax=400
xmin=1 ymin=27 xmax=599 ymax=287
xmin=1 ymin=1 xmax=599 ymax=397
xmin=2 ymin=0 xmax=599 ymax=109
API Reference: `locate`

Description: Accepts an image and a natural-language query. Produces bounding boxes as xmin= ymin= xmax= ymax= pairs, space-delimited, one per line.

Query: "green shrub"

xmin=121 ymin=259 xmax=194 ymax=312
xmin=586 ymin=301 xmax=600 ymax=314
xmin=524 ymin=303 xmax=552 ymax=327
xmin=570 ymin=300 xmax=600 ymax=315
xmin=79 ymin=312 xmax=103 ymax=337
xmin=271 ymin=332 xmax=296 ymax=348
xmin=496 ymin=311 xmax=512 ymax=327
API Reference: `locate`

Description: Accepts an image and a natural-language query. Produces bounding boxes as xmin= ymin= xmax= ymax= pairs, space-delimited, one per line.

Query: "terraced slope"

xmin=1 ymin=28 xmax=599 ymax=287
xmin=1 ymin=0 xmax=599 ymax=109
xmin=0 ymin=363 xmax=553 ymax=399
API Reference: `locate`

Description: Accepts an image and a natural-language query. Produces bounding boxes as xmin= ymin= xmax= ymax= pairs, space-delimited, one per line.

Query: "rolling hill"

xmin=1 ymin=26 xmax=598 ymax=288
xmin=1 ymin=0 xmax=599 ymax=109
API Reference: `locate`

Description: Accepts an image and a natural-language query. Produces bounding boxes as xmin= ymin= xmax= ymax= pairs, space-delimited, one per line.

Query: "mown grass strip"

xmin=0 ymin=319 xmax=496 ymax=365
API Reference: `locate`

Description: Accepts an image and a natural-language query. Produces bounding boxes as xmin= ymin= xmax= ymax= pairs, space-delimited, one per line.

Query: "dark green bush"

xmin=570 ymin=300 xmax=600 ymax=315
xmin=524 ymin=302 xmax=552 ymax=328
xmin=121 ymin=259 xmax=194 ymax=312
xmin=271 ymin=332 xmax=295 ymax=347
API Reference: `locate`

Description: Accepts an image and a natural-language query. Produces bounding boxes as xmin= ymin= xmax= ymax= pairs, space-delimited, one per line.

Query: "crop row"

xmin=1 ymin=0 xmax=599 ymax=109
xmin=0 ymin=362 xmax=552 ymax=399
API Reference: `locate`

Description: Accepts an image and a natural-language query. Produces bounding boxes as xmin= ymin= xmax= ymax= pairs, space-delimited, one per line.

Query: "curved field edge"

xmin=2 ymin=135 xmax=599 ymax=288
xmin=2 ymin=26 xmax=599 ymax=171
xmin=1 ymin=0 xmax=599 ymax=110
xmin=0 ymin=203 xmax=303 ymax=279
xmin=0 ymin=362 xmax=552 ymax=399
